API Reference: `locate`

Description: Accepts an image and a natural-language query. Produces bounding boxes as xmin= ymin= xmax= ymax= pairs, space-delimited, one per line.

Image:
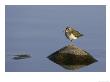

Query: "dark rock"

xmin=47 ymin=44 xmax=97 ymax=70
xmin=13 ymin=54 xmax=31 ymax=60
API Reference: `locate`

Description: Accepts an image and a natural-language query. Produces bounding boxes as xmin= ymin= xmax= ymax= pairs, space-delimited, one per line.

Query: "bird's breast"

xmin=70 ymin=34 xmax=77 ymax=39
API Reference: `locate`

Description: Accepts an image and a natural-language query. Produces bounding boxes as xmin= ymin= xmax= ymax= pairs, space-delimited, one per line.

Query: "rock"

xmin=47 ymin=44 xmax=97 ymax=70
xmin=13 ymin=53 xmax=31 ymax=60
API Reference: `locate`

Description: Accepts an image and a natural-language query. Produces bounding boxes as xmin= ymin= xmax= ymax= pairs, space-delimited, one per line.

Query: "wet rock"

xmin=47 ymin=44 xmax=97 ymax=70
xmin=13 ymin=53 xmax=31 ymax=60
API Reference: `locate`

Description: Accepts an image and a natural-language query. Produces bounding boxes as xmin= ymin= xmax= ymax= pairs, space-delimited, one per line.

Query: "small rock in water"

xmin=13 ymin=53 xmax=31 ymax=60
xmin=47 ymin=44 xmax=97 ymax=70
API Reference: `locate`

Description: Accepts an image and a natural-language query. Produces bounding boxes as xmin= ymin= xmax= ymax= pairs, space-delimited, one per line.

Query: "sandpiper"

xmin=65 ymin=26 xmax=83 ymax=42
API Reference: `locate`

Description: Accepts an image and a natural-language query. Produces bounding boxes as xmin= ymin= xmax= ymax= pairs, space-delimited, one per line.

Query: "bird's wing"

xmin=71 ymin=29 xmax=83 ymax=37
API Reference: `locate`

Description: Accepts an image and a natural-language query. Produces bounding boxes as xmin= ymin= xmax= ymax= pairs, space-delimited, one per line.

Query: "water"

xmin=5 ymin=5 xmax=106 ymax=72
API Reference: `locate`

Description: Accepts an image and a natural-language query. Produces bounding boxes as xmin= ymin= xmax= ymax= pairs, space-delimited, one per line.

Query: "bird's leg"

xmin=70 ymin=40 xmax=73 ymax=45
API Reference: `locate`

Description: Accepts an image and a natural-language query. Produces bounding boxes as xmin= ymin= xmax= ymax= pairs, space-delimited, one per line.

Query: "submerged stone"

xmin=47 ymin=44 xmax=97 ymax=70
xmin=13 ymin=53 xmax=31 ymax=60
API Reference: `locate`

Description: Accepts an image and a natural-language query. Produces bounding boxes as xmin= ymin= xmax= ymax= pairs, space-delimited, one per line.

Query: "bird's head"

xmin=65 ymin=26 xmax=73 ymax=32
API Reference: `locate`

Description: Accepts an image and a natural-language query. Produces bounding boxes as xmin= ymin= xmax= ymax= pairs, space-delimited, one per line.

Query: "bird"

xmin=64 ymin=26 xmax=83 ymax=42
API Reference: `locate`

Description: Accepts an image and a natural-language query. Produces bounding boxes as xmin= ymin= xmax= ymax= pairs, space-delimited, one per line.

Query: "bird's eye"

xmin=67 ymin=28 xmax=69 ymax=30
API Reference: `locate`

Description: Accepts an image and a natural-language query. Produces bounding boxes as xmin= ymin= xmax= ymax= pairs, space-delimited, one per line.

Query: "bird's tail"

xmin=80 ymin=34 xmax=84 ymax=37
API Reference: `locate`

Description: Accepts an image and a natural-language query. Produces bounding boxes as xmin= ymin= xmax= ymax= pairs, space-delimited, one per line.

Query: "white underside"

xmin=69 ymin=34 xmax=77 ymax=40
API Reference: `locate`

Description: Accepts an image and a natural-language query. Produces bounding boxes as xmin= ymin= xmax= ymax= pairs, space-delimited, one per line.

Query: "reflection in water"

xmin=61 ymin=65 xmax=86 ymax=70
xmin=12 ymin=53 xmax=31 ymax=60
xmin=48 ymin=44 xmax=97 ymax=70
